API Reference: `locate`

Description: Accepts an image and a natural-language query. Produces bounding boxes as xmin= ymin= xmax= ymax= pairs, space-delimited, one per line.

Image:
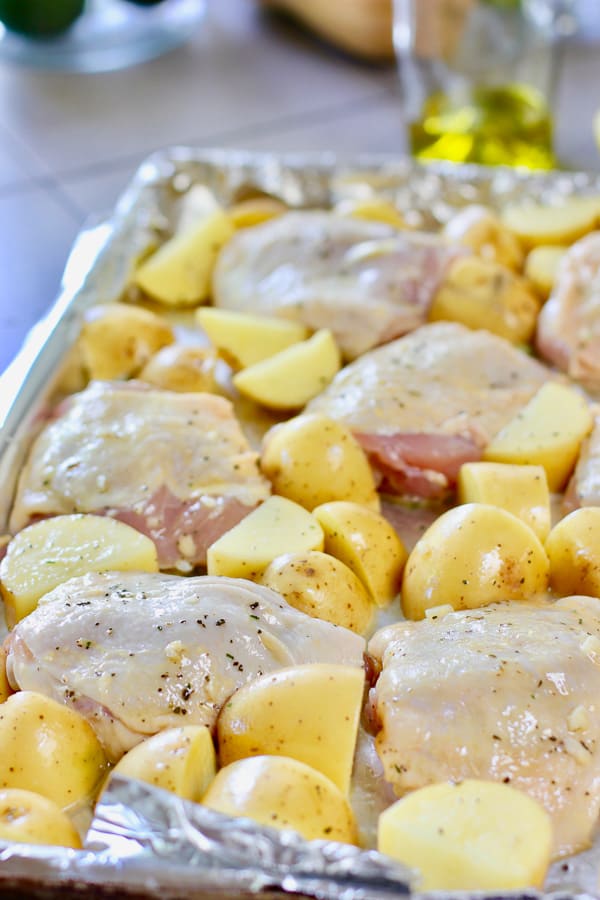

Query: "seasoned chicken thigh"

xmin=10 ymin=382 xmax=270 ymax=569
xmin=5 ymin=572 xmax=365 ymax=761
xmin=565 ymin=414 xmax=600 ymax=510
xmin=212 ymin=211 xmax=463 ymax=359
xmin=307 ymin=322 xmax=552 ymax=499
xmin=536 ymin=232 xmax=600 ymax=394
xmin=369 ymin=598 xmax=600 ymax=856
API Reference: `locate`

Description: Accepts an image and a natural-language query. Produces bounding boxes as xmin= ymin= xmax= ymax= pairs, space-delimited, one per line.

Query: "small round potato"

xmin=443 ymin=204 xmax=524 ymax=271
xmin=0 ymin=691 xmax=107 ymax=809
xmin=261 ymin=414 xmax=380 ymax=512
xmin=202 ymin=755 xmax=357 ymax=844
xmin=0 ymin=788 xmax=81 ymax=848
xmin=260 ymin=550 xmax=374 ymax=634
xmin=139 ymin=344 xmax=219 ymax=393
xmin=401 ymin=503 xmax=549 ymax=620
xmin=546 ymin=508 xmax=600 ymax=598
xmin=109 ymin=726 xmax=216 ymax=801
xmin=79 ymin=302 xmax=174 ymax=380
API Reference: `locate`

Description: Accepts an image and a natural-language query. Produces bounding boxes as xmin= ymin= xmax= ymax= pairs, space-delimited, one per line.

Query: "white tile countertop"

xmin=0 ymin=0 xmax=599 ymax=375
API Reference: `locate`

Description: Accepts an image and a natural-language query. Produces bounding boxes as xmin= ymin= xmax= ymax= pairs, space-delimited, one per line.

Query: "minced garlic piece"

xmin=425 ymin=604 xmax=454 ymax=621
xmin=568 ymin=705 xmax=590 ymax=733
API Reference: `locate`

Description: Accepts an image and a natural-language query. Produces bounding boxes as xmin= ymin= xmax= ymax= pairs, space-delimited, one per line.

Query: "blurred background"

xmin=0 ymin=0 xmax=599 ymax=374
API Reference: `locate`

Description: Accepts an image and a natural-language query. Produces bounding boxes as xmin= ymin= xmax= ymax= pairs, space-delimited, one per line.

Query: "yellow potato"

xmin=443 ymin=204 xmax=524 ymax=270
xmin=0 ymin=691 xmax=107 ymax=808
xmin=228 ymin=197 xmax=287 ymax=229
xmin=259 ymin=550 xmax=374 ymax=634
xmin=378 ymin=779 xmax=552 ymax=891
xmin=0 ymin=788 xmax=81 ymax=848
xmin=313 ymin=501 xmax=407 ymax=607
xmin=501 ymin=197 xmax=600 ymax=248
xmin=217 ymin=663 xmax=364 ymax=793
xmin=134 ymin=208 xmax=235 ymax=306
xmin=206 ymin=496 xmax=323 ymax=580
xmin=202 ymin=755 xmax=357 ymax=844
xmin=401 ymin=503 xmax=549 ymax=620
xmin=79 ymin=303 xmax=175 ymax=380
xmin=334 ymin=197 xmax=406 ymax=228
xmin=429 ymin=256 xmax=540 ymax=345
xmin=261 ymin=414 xmax=379 ymax=512
xmin=483 ymin=382 xmax=593 ymax=492
xmin=109 ymin=726 xmax=216 ymax=801
xmin=458 ymin=461 xmax=551 ymax=542
xmin=524 ymin=245 xmax=567 ymax=300
xmin=197 ymin=307 xmax=309 ymax=369
xmin=546 ymin=508 xmax=600 ymax=598
xmin=0 ymin=514 xmax=159 ymax=626
xmin=0 ymin=647 xmax=11 ymax=704
xmin=232 ymin=329 xmax=341 ymax=410
xmin=139 ymin=344 xmax=219 ymax=393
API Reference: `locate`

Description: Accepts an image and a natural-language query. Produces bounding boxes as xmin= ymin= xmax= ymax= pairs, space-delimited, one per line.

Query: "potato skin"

xmin=139 ymin=344 xmax=219 ymax=393
xmin=0 ymin=788 xmax=81 ymax=848
xmin=202 ymin=755 xmax=358 ymax=844
xmin=0 ymin=691 xmax=107 ymax=809
xmin=261 ymin=414 xmax=380 ymax=512
xmin=546 ymin=508 xmax=600 ymax=598
xmin=79 ymin=302 xmax=174 ymax=380
xmin=443 ymin=204 xmax=524 ymax=270
xmin=260 ymin=550 xmax=374 ymax=634
xmin=401 ymin=503 xmax=549 ymax=619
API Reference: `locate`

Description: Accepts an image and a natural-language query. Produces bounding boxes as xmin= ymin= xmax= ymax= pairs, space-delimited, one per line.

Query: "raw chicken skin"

xmin=565 ymin=413 xmax=600 ymax=511
xmin=212 ymin=211 xmax=464 ymax=359
xmin=9 ymin=382 xmax=270 ymax=569
xmin=369 ymin=598 xmax=600 ymax=856
xmin=5 ymin=572 xmax=365 ymax=761
xmin=536 ymin=232 xmax=600 ymax=394
xmin=307 ymin=322 xmax=552 ymax=499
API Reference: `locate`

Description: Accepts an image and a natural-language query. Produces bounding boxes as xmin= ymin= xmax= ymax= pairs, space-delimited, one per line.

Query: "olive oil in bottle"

xmin=410 ymin=82 xmax=555 ymax=169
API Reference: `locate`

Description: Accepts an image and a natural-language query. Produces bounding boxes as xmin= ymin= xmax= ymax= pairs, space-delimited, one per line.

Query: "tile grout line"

xmin=0 ymin=84 xmax=396 ymax=198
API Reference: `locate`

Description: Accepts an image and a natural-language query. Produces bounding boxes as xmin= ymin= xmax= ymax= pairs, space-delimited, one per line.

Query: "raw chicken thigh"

xmin=5 ymin=572 xmax=365 ymax=761
xmin=536 ymin=232 xmax=600 ymax=394
xmin=307 ymin=321 xmax=552 ymax=499
xmin=9 ymin=382 xmax=270 ymax=569
xmin=212 ymin=211 xmax=463 ymax=359
xmin=565 ymin=414 xmax=600 ymax=510
xmin=369 ymin=598 xmax=600 ymax=856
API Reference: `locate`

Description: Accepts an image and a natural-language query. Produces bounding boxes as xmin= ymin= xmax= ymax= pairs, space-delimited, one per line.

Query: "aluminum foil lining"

xmin=3 ymin=148 xmax=600 ymax=900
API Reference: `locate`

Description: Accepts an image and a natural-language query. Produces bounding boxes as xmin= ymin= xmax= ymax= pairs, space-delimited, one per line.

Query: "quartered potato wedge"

xmin=501 ymin=197 xmax=600 ymax=248
xmin=197 ymin=307 xmax=309 ymax=369
xmin=0 ymin=789 xmax=82 ymax=849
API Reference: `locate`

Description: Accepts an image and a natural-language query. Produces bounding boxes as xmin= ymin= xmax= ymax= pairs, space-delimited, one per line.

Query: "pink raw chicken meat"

xmin=9 ymin=381 xmax=270 ymax=569
xmin=5 ymin=572 xmax=365 ymax=761
xmin=536 ymin=232 xmax=600 ymax=395
xmin=307 ymin=321 xmax=553 ymax=500
xmin=212 ymin=210 xmax=464 ymax=359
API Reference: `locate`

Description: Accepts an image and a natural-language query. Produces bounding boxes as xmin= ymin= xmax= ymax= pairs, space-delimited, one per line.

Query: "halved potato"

xmin=334 ymin=197 xmax=406 ymax=228
xmin=313 ymin=501 xmax=407 ymax=607
xmin=401 ymin=503 xmax=549 ymax=620
xmin=197 ymin=308 xmax=309 ymax=369
xmin=134 ymin=208 xmax=235 ymax=306
xmin=443 ymin=204 xmax=524 ymax=270
xmin=545 ymin=508 xmax=600 ymax=598
xmin=79 ymin=303 xmax=174 ymax=381
xmin=217 ymin=663 xmax=364 ymax=793
xmin=202 ymin=755 xmax=357 ymax=844
xmin=206 ymin=496 xmax=323 ymax=579
xmin=429 ymin=256 xmax=540 ymax=345
xmin=261 ymin=414 xmax=379 ymax=512
xmin=457 ymin=461 xmax=551 ymax=542
xmin=228 ymin=197 xmax=287 ymax=229
xmin=378 ymin=779 xmax=552 ymax=891
xmin=259 ymin=550 xmax=374 ymax=634
xmin=232 ymin=330 xmax=341 ymax=409
xmin=108 ymin=726 xmax=216 ymax=801
xmin=483 ymin=382 xmax=593 ymax=491
xmin=501 ymin=197 xmax=600 ymax=248
xmin=0 ymin=514 xmax=159 ymax=625
xmin=139 ymin=344 xmax=219 ymax=393
xmin=0 ymin=691 xmax=107 ymax=809
xmin=524 ymin=245 xmax=567 ymax=299
xmin=0 ymin=789 xmax=81 ymax=848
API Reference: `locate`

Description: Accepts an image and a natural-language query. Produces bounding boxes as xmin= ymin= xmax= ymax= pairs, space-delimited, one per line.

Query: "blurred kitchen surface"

xmin=1 ymin=0 xmax=600 ymax=374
